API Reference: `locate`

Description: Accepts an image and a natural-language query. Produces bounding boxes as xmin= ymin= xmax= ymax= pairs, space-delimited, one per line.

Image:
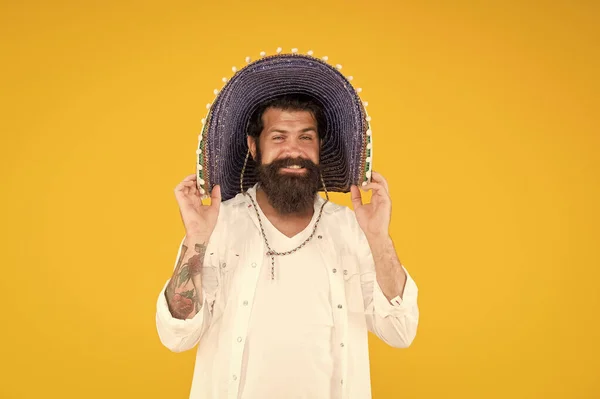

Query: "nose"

xmin=282 ymin=138 xmax=304 ymax=159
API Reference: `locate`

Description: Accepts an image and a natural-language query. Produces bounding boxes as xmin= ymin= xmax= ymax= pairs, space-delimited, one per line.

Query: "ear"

xmin=247 ymin=136 xmax=257 ymax=160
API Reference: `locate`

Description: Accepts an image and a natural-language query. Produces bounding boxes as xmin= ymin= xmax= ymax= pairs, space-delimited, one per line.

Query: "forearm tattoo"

xmin=165 ymin=243 xmax=207 ymax=319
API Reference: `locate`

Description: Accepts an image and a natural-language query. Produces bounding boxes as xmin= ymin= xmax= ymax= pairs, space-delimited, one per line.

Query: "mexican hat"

xmin=196 ymin=48 xmax=374 ymax=201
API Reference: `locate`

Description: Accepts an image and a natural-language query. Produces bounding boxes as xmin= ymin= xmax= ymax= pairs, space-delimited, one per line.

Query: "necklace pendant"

xmin=270 ymin=256 xmax=275 ymax=280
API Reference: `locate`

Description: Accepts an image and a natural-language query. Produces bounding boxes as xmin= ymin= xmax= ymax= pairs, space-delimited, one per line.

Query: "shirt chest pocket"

xmin=341 ymin=255 xmax=366 ymax=313
xmin=214 ymin=249 xmax=242 ymax=307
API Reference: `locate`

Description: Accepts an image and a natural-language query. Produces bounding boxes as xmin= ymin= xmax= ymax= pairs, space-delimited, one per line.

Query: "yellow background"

xmin=1 ymin=0 xmax=598 ymax=398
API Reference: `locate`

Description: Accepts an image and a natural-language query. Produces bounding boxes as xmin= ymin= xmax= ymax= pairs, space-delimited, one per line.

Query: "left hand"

xmin=350 ymin=171 xmax=392 ymax=239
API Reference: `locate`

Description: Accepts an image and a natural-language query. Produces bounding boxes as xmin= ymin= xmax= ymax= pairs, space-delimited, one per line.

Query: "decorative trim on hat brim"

xmin=196 ymin=49 xmax=373 ymax=201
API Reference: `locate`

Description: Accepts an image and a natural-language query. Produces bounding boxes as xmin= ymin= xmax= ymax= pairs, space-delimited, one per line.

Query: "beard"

xmin=255 ymin=149 xmax=321 ymax=215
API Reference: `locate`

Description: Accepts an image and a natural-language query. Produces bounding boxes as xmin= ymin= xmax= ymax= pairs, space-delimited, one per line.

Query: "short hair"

xmin=246 ymin=94 xmax=327 ymax=140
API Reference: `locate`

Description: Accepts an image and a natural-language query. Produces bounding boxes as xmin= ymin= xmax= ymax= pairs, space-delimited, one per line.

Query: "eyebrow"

xmin=269 ymin=127 xmax=317 ymax=134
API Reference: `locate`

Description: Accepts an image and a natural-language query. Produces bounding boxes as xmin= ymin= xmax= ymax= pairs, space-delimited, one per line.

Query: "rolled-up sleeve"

xmin=155 ymin=236 xmax=220 ymax=353
xmin=156 ymin=279 xmax=211 ymax=352
xmin=360 ymin=262 xmax=419 ymax=348
xmin=347 ymin=209 xmax=420 ymax=348
xmin=372 ymin=266 xmax=419 ymax=318
xmin=368 ymin=265 xmax=419 ymax=348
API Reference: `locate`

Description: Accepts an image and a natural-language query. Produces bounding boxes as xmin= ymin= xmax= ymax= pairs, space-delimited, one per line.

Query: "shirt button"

xmin=221 ymin=262 xmax=227 ymax=268
xmin=340 ymin=343 xmax=345 ymax=347
xmin=318 ymin=235 xmax=322 ymax=239
xmin=237 ymin=337 xmax=242 ymax=342
xmin=251 ymin=262 xmax=257 ymax=268
xmin=243 ymin=300 xmax=248 ymax=306
xmin=332 ymin=268 xmax=337 ymax=273
xmin=338 ymin=304 xmax=343 ymax=309
xmin=343 ymin=269 xmax=348 ymax=275
xmin=341 ymin=379 xmax=344 ymax=385
xmin=233 ymin=375 xmax=238 ymax=381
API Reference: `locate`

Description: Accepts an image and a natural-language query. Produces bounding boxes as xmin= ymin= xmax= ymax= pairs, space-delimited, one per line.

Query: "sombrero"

xmin=195 ymin=48 xmax=373 ymax=201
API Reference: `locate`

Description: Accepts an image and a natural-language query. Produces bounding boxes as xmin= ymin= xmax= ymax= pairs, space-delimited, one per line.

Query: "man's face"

xmin=249 ymin=107 xmax=320 ymax=168
xmin=247 ymin=108 xmax=322 ymax=214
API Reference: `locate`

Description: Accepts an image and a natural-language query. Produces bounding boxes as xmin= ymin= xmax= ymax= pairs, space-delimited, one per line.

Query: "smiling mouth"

xmin=280 ymin=165 xmax=307 ymax=173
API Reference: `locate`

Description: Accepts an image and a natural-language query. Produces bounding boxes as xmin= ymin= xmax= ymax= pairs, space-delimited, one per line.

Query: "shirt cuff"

xmin=156 ymin=279 xmax=206 ymax=336
xmin=373 ymin=265 xmax=418 ymax=318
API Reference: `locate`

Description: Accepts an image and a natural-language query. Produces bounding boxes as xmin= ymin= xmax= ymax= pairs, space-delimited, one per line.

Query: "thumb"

xmin=350 ymin=185 xmax=363 ymax=210
xmin=210 ymin=185 xmax=222 ymax=207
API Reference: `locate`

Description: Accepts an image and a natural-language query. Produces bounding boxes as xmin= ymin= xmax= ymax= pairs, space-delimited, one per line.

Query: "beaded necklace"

xmin=245 ymin=188 xmax=328 ymax=280
xmin=240 ymin=150 xmax=330 ymax=280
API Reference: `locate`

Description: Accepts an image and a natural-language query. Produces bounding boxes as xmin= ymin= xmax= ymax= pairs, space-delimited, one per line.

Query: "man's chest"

xmin=251 ymin=245 xmax=333 ymax=320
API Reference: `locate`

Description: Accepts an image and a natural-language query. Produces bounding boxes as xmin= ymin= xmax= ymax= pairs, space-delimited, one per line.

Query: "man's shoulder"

xmin=317 ymin=195 xmax=352 ymax=216
xmin=318 ymin=197 xmax=359 ymax=230
xmin=209 ymin=193 xmax=248 ymax=229
xmin=221 ymin=192 xmax=247 ymax=208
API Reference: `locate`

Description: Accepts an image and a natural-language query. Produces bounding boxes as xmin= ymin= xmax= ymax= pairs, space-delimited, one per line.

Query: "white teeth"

xmin=287 ymin=165 xmax=302 ymax=169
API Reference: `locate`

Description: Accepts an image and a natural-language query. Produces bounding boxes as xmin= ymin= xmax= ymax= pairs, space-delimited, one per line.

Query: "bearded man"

xmin=156 ymin=51 xmax=419 ymax=399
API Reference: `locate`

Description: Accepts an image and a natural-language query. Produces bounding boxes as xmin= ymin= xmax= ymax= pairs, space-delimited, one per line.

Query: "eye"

xmin=272 ymin=136 xmax=284 ymax=141
xmin=300 ymin=136 xmax=313 ymax=141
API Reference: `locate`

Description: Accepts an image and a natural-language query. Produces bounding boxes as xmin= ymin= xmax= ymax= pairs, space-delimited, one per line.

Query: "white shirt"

xmin=156 ymin=185 xmax=419 ymax=399
xmin=240 ymin=192 xmax=335 ymax=398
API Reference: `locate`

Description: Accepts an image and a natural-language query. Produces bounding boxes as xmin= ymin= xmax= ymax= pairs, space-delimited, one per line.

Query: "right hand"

xmin=174 ymin=174 xmax=221 ymax=237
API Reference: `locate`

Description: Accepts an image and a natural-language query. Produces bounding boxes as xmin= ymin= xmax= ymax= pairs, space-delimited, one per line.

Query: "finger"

xmin=370 ymin=171 xmax=389 ymax=193
xmin=350 ymin=185 xmax=363 ymax=209
xmin=210 ymin=185 xmax=222 ymax=207
xmin=176 ymin=176 xmax=197 ymax=189
xmin=175 ymin=180 xmax=195 ymax=192
xmin=360 ymin=182 xmax=387 ymax=195
xmin=187 ymin=182 xmax=199 ymax=195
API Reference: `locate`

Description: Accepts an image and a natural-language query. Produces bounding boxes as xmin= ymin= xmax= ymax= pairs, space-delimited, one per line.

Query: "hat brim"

xmin=197 ymin=54 xmax=372 ymax=201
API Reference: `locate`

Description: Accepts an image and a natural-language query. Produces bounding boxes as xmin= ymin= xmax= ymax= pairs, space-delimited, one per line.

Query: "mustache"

xmin=266 ymin=157 xmax=319 ymax=170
